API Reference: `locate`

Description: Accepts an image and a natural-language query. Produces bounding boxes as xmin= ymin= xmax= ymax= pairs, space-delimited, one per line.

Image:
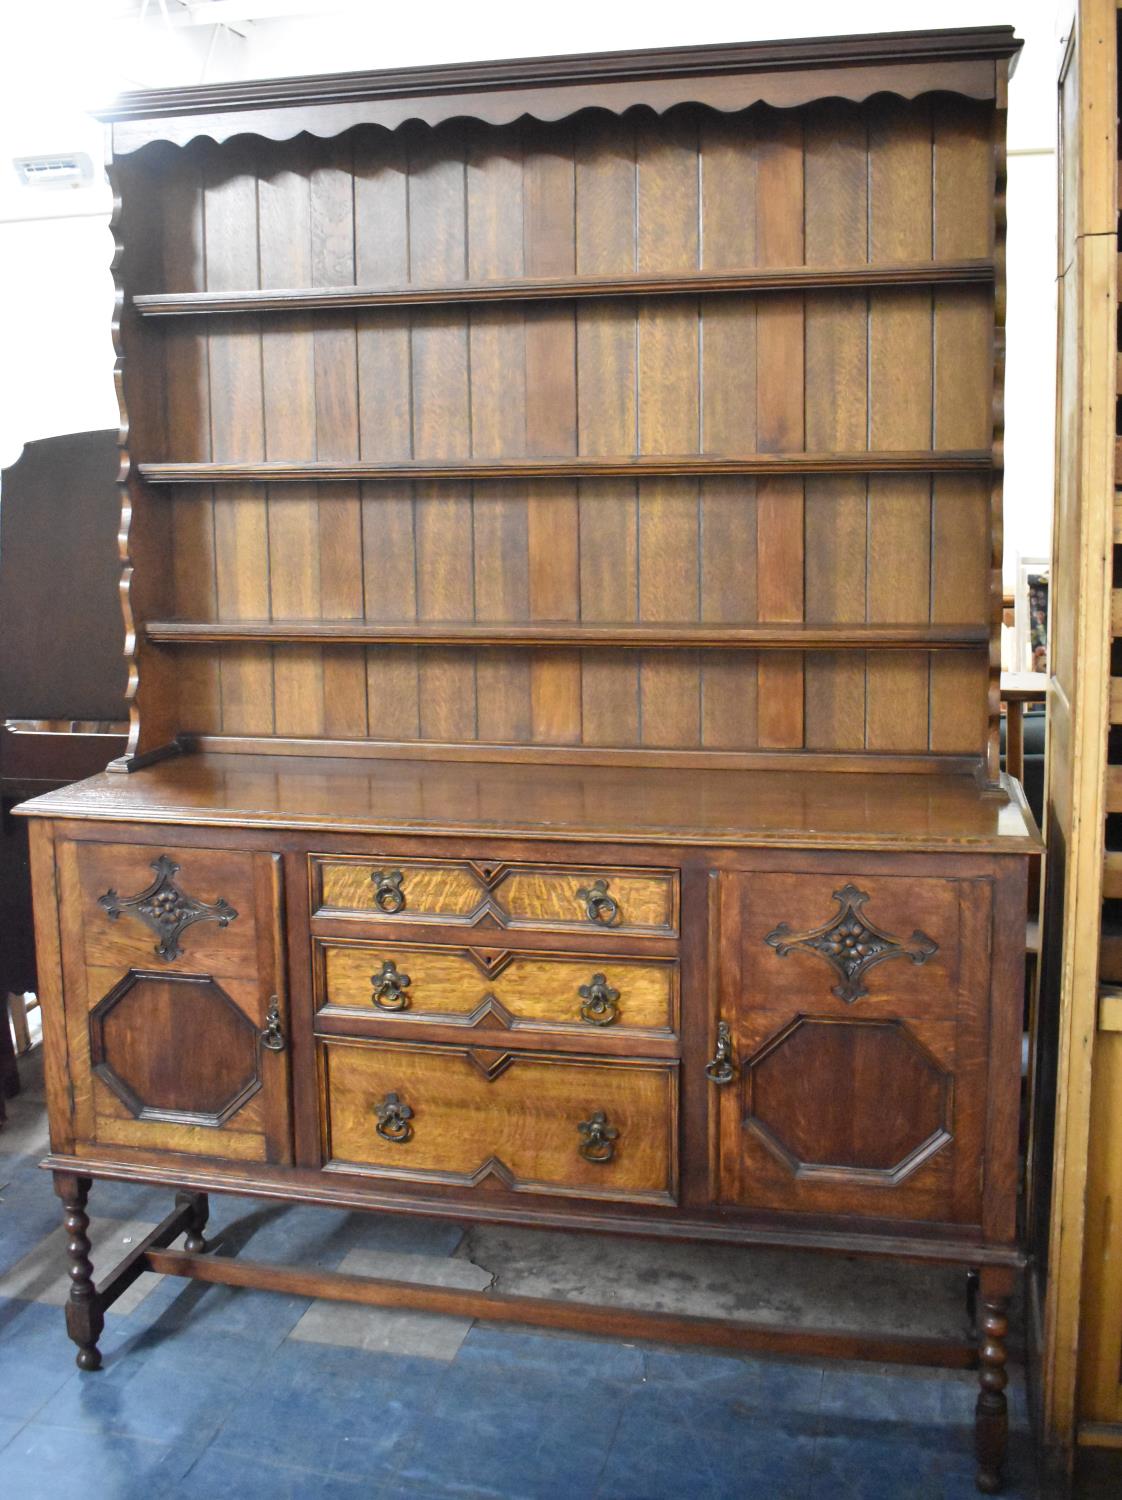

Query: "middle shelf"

xmin=136 ymin=451 xmax=994 ymax=486
xmin=143 ymin=621 xmax=990 ymax=651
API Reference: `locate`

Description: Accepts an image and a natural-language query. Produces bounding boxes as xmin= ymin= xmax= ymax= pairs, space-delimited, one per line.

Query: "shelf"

xmin=138 ymin=451 xmax=993 ymax=486
xmin=132 ymin=258 xmax=995 ymax=318
xmin=144 ymin=620 xmax=990 ymax=651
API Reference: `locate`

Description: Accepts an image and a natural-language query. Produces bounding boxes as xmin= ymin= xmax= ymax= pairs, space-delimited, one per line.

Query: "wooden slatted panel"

xmin=803 ymin=100 xmax=868 ymax=751
xmin=258 ymin=140 xmax=321 ymax=738
xmin=523 ymin=120 xmax=582 ymax=744
xmin=636 ymin=111 xmax=701 ymax=748
xmin=929 ymin=97 xmax=993 ymax=753
xmin=699 ymin=111 xmax=759 ymax=750
xmin=354 ymin=127 xmax=420 ymax=740
xmin=206 ymin=141 xmax=272 ymax=736
xmin=311 ymin=137 xmax=367 ymax=738
xmin=576 ymin=114 xmax=641 ymax=748
xmin=1103 ymin=853 xmax=1122 ymax=901
xmin=140 ymin=98 xmax=998 ymax=767
xmin=866 ymin=99 xmax=934 ymax=752
xmin=755 ymin=110 xmax=806 ymax=749
xmin=467 ymin=120 xmax=532 ymax=743
xmin=160 ymin=148 xmax=220 ymax=733
xmin=410 ymin=126 xmax=476 ymax=742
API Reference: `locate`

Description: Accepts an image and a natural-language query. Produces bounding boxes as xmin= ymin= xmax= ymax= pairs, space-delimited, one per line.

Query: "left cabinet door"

xmin=56 ymin=839 xmax=292 ymax=1165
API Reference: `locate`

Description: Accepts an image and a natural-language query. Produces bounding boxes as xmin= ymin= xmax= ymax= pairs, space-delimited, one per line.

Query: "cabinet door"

xmin=709 ymin=868 xmax=995 ymax=1225
xmin=58 ymin=840 xmax=291 ymax=1164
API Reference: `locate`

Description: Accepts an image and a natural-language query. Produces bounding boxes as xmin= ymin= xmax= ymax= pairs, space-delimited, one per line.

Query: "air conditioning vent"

xmin=14 ymin=154 xmax=95 ymax=189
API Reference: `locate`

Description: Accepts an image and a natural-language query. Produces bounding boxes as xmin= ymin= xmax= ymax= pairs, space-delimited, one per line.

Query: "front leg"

xmin=974 ymin=1268 xmax=1013 ymax=1494
xmin=176 ymin=1191 xmax=210 ymax=1254
xmin=55 ymin=1173 xmax=104 ymax=1372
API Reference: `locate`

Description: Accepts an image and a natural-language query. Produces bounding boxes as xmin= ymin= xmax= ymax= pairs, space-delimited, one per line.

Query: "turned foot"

xmin=176 ymin=1191 xmax=210 ymax=1254
xmin=56 ymin=1175 xmax=104 ymax=1373
xmin=974 ymin=1285 xmax=1011 ymax=1494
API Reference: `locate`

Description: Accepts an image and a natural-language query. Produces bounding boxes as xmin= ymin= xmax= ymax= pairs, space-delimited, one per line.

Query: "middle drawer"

xmin=315 ymin=938 xmax=678 ymax=1039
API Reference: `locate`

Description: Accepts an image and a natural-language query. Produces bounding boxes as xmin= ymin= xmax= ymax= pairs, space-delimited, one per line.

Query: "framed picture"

xmin=1014 ymin=557 xmax=1049 ymax=675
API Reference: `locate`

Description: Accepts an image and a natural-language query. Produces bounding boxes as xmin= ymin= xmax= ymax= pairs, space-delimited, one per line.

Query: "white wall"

xmin=0 ymin=0 xmax=1064 ymax=586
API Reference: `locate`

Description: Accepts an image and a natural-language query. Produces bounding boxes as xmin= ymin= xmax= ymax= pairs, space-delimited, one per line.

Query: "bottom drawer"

xmin=320 ymin=1039 xmax=677 ymax=1205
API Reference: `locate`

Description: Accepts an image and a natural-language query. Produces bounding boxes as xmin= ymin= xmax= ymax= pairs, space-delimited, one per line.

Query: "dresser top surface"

xmin=16 ymin=752 xmax=1041 ymax=854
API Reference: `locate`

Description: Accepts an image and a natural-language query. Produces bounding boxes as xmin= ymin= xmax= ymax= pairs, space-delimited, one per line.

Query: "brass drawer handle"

xmin=578 ymin=973 xmax=619 ymax=1026
xmin=374 ymin=1092 xmax=414 ymax=1144
xmin=371 ymin=869 xmax=406 ymax=914
xmin=705 ymin=1020 xmax=735 ymax=1084
xmin=576 ymin=879 xmax=620 ymax=926
xmin=259 ymin=997 xmax=286 ymax=1053
xmin=577 ymin=1110 xmax=619 ymax=1164
xmin=371 ymin=960 xmax=411 ymax=1011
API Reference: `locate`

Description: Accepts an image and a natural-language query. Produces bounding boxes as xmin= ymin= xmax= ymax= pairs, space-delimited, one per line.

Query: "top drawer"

xmin=311 ymin=856 xmax=679 ymax=937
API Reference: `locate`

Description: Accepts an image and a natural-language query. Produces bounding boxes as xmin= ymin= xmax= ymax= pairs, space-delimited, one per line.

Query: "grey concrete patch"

xmin=288 ymin=1247 xmax=494 ymax=1360
xmin=0 ymin=1215 xmax=164 ymax=1315
xmin=0 ymin=1100 xmax=50 ymax=1161
xmin=460 ymin=1226 xmax=973 ymax=1340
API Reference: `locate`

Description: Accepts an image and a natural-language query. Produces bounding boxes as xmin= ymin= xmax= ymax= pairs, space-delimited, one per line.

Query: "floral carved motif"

xmin=763 ymin=883 xmax=937 ymax=1003
xmin=98 ymin=855 xmax=238 ymax=962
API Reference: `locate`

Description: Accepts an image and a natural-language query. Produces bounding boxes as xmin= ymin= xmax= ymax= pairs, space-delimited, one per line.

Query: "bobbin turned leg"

xmin=55 ymin=1174 xmax=103 ymax=1372
xmin=974 ymin=1267 xmax=1013 ymax=1494
xmin=176 ymin=1191 xmax=209 ymax=1254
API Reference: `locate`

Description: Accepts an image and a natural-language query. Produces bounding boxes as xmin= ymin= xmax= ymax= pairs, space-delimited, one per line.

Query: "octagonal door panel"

xmin=58 ymin=840 xmax=292 ymax=1165
xmin=709 ymin=867 xmax=994 ymax=1226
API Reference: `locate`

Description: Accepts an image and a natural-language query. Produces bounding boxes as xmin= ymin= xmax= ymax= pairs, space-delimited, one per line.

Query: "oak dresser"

xmin=18 ymin=27 xmax=1037 ymax=1493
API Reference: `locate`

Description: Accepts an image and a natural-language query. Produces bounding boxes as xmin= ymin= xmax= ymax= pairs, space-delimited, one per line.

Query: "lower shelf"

xmin=143 ymin=619 xmax=992 ymax=650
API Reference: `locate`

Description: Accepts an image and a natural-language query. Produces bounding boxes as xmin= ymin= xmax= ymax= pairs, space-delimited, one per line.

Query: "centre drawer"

xmin=320 ymin=1037 xmax=677 ymax=1205
xmin=311 ymin=855 xmax=678 ymax=937
xmin=315 ymin=939 xmax=678 ymax=1037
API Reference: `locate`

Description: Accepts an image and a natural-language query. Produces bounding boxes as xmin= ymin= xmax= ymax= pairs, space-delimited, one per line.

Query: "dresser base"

xmin=52 ymin=1168 xmax=1016 ymax=1492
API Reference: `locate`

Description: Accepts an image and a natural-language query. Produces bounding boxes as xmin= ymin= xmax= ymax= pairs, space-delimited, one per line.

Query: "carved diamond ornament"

xmin=763 ymin=883 xmax=937 ymax=1002
xmin=98 ymin=855 xmax=238 ymax=962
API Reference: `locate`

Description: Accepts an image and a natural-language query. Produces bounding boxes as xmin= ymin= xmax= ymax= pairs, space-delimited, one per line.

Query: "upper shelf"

xmin=132 ymin=258 xmax=994 ymax=319
xmin=138 ymin=451 xmax=994 ymax=486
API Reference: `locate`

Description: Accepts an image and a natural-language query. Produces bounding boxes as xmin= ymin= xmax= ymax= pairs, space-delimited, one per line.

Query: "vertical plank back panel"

xmin=698 ymin=112 xmax=759 ymax=750
xmin=310 ymin=137 xmax=367 ymax=738
xmin=161 ymin=148 xmax=220 ymax=733
xmin=930 ymin=98 xmax=993 ymax=754
xmin=636 ymin=110 xmax=701 ymax=748
xmin=754 ymin=110 xmax=805 ymax=749
xmin=353 ymin=128 xmax=420 ymax=741
xmin=257 ymin=141 xmax=322 ymax=738
xmin=866 ymin=99 xmax=934 ymax=752
xmin=523 ymin=121 xmax=581 ymax=744
xmin=803 ymin=102 xmax=869 ymax=752
xmin=409 ymin=126 xmax=476 ymax=742
xmin=576 ymin=115 xmax=641 ymax=747
xmin=467 ymin=122 xmax=532 ymax=743
xmin=133 ymin=83 xmax=1001 ymax=771
xmin=205 ymin=143 xmax=273 ymax=736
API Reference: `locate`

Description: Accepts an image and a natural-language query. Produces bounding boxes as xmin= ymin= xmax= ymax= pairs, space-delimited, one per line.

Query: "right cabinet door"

xmin=710 ymin=867 xmax=996 ymax=1226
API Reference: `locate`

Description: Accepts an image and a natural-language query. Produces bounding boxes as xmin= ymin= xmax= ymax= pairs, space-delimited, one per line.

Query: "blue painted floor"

xmin=0 ymin=1059 xmax=1038 ymax=1499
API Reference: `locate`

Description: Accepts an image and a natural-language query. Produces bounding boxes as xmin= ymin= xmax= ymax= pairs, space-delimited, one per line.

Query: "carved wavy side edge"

xmin=985 ymin=68 xmax=1010 ymax=788
xmin=111 ymin=73 xmax=998 ymax=156
xmin=107 ymin=157 xmax=142 ymax=771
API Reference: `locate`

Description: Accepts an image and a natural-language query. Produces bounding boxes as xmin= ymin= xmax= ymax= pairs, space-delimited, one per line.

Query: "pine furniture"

xmin=18 ymin=27 xmax=1037 ymax=1492
xmin=1033 ymin=0 xmax=1122 ymax=1482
